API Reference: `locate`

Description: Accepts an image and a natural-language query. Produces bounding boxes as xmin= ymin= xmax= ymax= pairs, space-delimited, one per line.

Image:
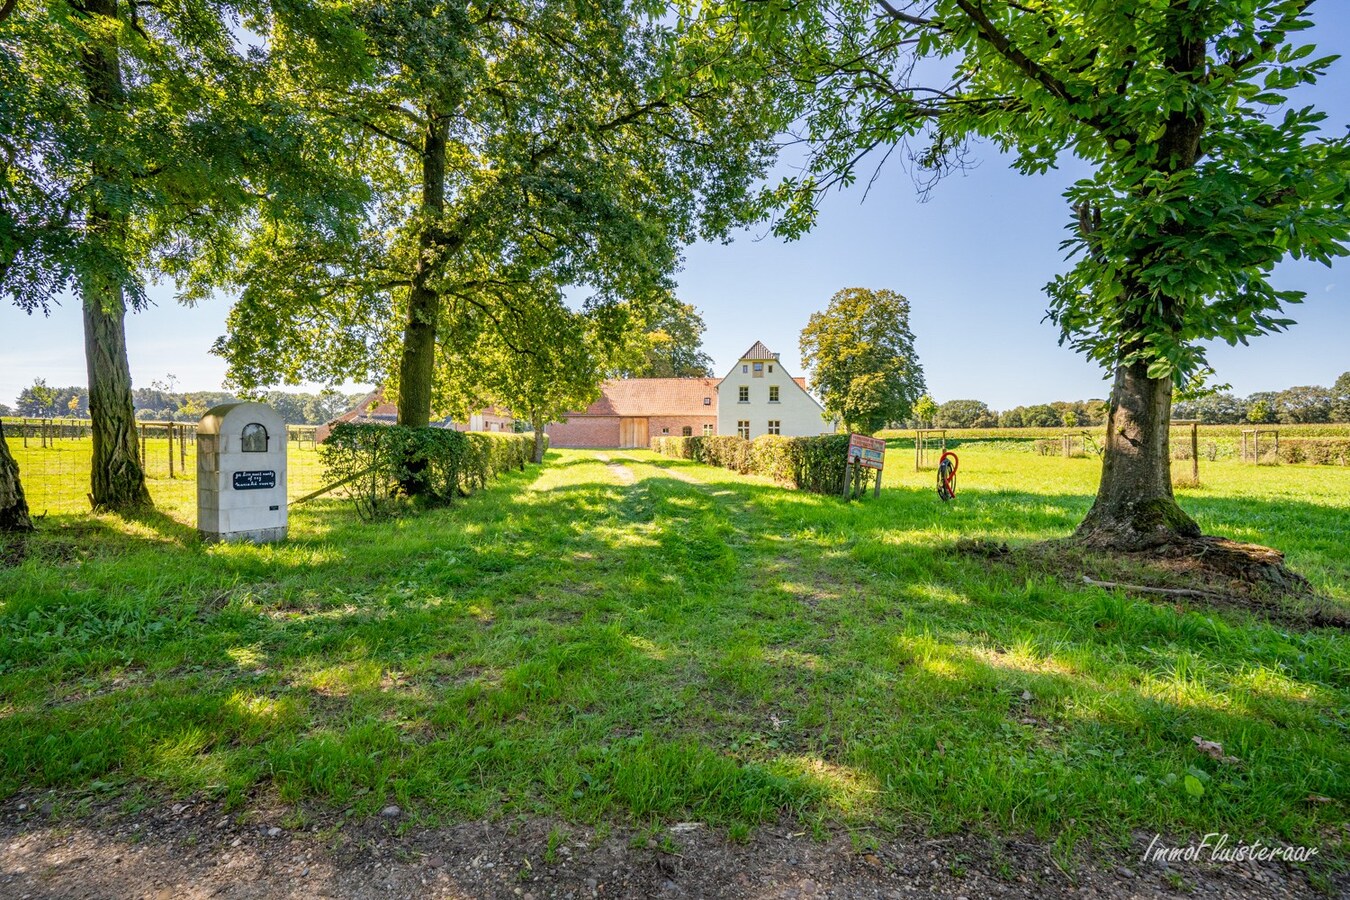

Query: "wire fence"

xmin=4 ymin=418 xmax=326 ymax=518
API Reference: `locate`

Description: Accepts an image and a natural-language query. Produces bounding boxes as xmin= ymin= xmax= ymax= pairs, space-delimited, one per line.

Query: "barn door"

xmin=620 ymin=418 xmax=648 ymax=448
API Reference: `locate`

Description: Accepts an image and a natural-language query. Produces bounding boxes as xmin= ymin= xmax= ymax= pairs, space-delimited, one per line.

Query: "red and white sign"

xmin=847 ymin=433 xmax=886 ymax=470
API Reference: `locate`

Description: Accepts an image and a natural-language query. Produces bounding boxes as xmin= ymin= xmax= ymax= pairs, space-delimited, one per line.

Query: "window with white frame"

xmin=769 ymin=385 xmax=779 ymax=402
xmin=767 ymin=420 xmax=781 ymax=435
xmin=703 ymin=424 xmax=714 ymax=436
xmin=737 ymin=420 xmax=750 ymax=439
xmin=738 ymin=386 xmax=749 ymax=402
xmin=742 ymin=364 xmax=748 ymax=373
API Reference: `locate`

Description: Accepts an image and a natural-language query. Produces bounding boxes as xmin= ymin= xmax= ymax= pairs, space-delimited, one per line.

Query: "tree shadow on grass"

xmin=0 ymin=459 xmax=1346 ymax=862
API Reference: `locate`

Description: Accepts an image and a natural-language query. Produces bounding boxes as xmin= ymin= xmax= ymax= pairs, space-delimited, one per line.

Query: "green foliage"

xmin=615 ymin=299 xmax=715 ymax=378
xmin=725 ymin=0 xmax=1350 ymax=387
xmin=1276 ymin=439 xmax=1350 ymax=466
xmin=436 ymin=288 xmax=612 ymax=451
xmin=799 ymin=288 xmax=926 ymax=434
xmin=652 ymin=433 xmax=851 ymax=494
xmin=0 ymin=0 xmax=358 ymax=315
xmin=934 ymin=400 xmax=996 ymax=430
xmin=1335 ymin=372 xmax=1350 ymax=424
xmin=1247 ymin=400 xmax=1276 ymax=425
xmin=12 ymin=379 xmax=357 ymax=425
xmin=319 ymin=423 xmax=536 ymax=520
xmin=217 ymin=1 xmax=783 ymax=401
xmin=912 ymin=395 xmax=936 ymax=428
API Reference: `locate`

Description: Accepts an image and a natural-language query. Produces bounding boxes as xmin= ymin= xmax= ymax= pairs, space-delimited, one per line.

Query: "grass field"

xmin=9 ymin=437 xmax=329 ymax=517
xmin=1 ymin=444 xmax=1347 ymax=875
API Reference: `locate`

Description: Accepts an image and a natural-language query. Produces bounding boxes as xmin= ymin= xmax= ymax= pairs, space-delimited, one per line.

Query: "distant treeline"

xmin=6 ymin=379 xmax=362 ymax=425
xmin=918 ymin=371 xmax=1350 ymax=428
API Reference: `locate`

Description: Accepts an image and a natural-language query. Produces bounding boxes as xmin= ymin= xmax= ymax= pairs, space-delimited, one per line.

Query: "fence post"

xmin=1191 ymin=423 xmax=1198 ymax=482
xmin=168 ymin=423 xmax=175 ymax=478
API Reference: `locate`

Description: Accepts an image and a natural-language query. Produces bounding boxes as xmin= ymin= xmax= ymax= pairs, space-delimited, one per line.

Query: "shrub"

xmin=700 ymin=436 xmax=755 ymax=473
xmin=320 ymin=423 xmax=537 ymax=519
xmin=652 ymin=432 xmax=852 ymax=495
xmin=1277 ymin=438 xmax=1350 ymax=466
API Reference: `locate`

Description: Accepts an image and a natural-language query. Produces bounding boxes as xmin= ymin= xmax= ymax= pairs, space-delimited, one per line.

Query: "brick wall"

xmin=647 ymin=416 xmax=717 ymax=443
xmin=546 ymin=416 xmax=622 ymax=448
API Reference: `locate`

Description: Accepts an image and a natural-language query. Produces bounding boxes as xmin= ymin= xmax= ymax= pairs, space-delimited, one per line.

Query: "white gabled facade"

xmin=716 ymin=341 xmax=834 ymax=439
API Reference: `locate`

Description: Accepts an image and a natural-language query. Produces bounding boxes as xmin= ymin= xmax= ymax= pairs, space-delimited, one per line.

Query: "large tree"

xmin=800 ymin=287 xmax=927 ymax=434
xmin=726 ymin=0 xmax=1350 ymax=549
xmin=2 ymin=0 xmax=356 ymax=510
xmin=217 ymin=0 xmax=780 ymax=479
xmin=616 ymin=299 xmax=716 ymax=378
xmin=440 ymin=285 xmax=623 ymax=464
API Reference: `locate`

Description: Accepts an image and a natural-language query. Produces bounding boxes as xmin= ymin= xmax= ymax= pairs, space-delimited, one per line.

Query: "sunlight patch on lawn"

xmin=625 ymin=635 xmax=669 ymax=660
xmin=226 ymin=645 xmax=266 ymax=670
xmin=779 ymin=755 xmax=879 ymax=816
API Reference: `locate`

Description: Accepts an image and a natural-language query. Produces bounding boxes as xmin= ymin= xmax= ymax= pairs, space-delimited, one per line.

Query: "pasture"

xmin=1 ymin=441 xmax=1347 ymax=888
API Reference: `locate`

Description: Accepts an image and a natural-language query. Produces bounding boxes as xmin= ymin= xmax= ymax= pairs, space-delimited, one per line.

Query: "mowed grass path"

xmin=1 ymin=447 xmax=1347 ymax=863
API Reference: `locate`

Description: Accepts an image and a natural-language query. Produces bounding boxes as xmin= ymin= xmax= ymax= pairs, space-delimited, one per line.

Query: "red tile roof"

xmin=573 ymin=378 xmax=718 ymax=417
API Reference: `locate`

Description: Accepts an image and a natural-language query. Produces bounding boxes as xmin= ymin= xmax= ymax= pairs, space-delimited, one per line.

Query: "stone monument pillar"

xmin=197 ymin=402 xmax=288 ymax=543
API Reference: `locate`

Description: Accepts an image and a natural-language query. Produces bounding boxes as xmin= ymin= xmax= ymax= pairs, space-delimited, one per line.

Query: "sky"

xmin=4 ymin=10 xmax=1348 ymax=412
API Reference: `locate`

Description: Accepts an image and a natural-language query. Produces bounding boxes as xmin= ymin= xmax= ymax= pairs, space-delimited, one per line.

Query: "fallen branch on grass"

xmin=1081 ymin=575 xmax=1219 ymax=600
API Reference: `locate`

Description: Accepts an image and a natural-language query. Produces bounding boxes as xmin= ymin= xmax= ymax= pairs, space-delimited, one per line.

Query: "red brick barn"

xmin=546 ymin=378 xmax=718 ymax=449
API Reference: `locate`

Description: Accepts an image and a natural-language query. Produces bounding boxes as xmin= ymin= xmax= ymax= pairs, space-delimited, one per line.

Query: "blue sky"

xmin=4 ymin=9 xmax=1348 ymax=411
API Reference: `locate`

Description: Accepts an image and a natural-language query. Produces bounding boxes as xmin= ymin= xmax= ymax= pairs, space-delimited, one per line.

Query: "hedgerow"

xmin=320 ymin=423 xmax=539 ymax=519
xmin=1276 ymin=438 xmax=1350 ymax=466
xmin=651 ymin=433 xmax=852 ymax=494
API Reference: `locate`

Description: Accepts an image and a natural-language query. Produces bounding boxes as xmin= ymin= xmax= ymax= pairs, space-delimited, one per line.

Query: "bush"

xmin=1277 ymin=438 xmax=1350 ymax=466
xmin=652 ymin=432 xmax=852 ymax=494
xmin=320 ymin=423 xmax=537 ymax=519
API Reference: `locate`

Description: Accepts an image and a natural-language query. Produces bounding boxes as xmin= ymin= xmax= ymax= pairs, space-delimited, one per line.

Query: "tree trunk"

xmin=396 ymin=112 xmax=449 ymax=433
xmin=1075 ymin=359 xmax=1199 ymax=549
xmin=395 ymin=112 xmax=449 ymax=495
xmin=84 ymin=277 xmax=151 ymax=510
xmin=77 ymin=0 xmax=152 ymax=512
xmin=0 ymin=422 xmax=33 ymax=532
xmin=531 ymin=413 xmax=546 ymax=464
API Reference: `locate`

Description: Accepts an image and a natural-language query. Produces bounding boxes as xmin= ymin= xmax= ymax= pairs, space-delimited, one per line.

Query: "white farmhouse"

xmin=716 ymin=341 xmax=834 ymax=439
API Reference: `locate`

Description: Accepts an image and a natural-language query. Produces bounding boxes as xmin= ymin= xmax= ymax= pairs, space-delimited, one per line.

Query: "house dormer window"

xmin=738 ymin=386 xmax=749 ymax=403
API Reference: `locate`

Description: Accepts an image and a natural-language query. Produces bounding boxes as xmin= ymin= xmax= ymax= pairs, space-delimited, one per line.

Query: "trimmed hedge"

xmin=651 ymin=433 xmax=851 ymax=494
xmin=1275 ymin=438 xmax=1350 ymax=466
xmin=320 ymin=423 xmax=539 ymax=519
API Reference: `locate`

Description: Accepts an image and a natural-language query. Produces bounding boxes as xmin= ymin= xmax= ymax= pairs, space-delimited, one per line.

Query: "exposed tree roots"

xmin=954 ymin=535 xmax=1345 ymax=631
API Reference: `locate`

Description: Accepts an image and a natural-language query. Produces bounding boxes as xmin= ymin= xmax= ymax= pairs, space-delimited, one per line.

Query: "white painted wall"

xmin=716 ymin=353 xmax=833 ymax=438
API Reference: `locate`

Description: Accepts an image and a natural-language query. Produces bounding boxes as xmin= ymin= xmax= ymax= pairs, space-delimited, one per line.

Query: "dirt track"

xmin=1 ymin=795 xmax=1339 ymax=899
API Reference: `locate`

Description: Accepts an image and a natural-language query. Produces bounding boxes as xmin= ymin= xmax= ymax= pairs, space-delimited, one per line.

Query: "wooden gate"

xmin=619 ymin=417 xmax=649 ymax=449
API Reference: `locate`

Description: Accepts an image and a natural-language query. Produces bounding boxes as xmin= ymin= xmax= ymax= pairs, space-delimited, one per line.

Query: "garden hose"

xmin=937 ymin=451 xmax=959 ymax=502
